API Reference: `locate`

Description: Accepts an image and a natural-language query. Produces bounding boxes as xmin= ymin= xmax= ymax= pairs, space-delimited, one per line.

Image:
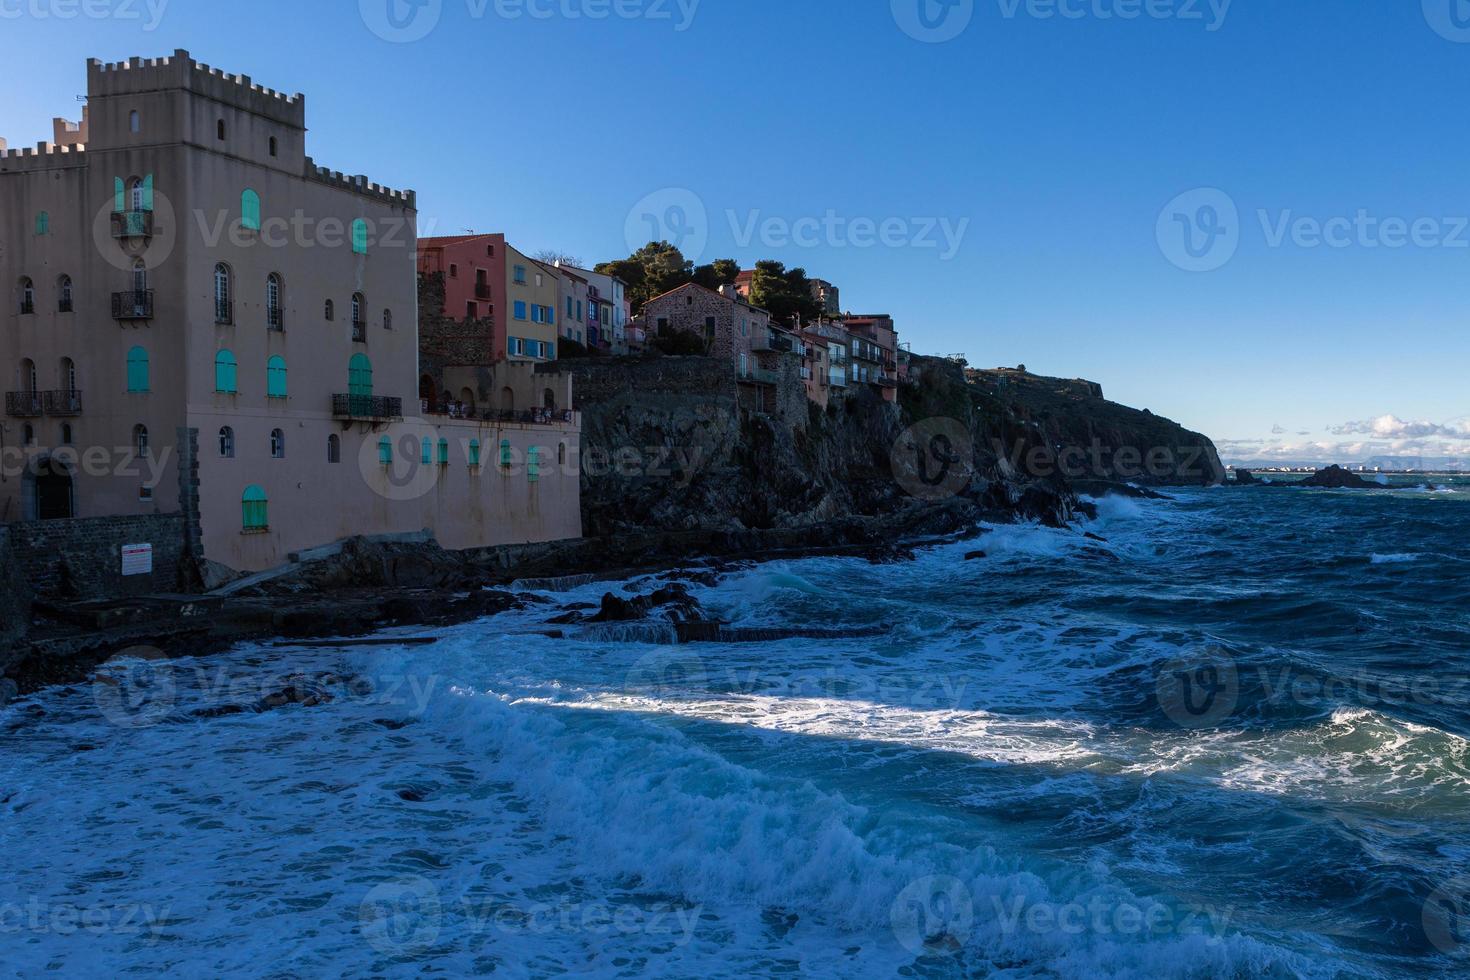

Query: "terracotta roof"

xmin=419 ymin=233 xmax=503 ymax=249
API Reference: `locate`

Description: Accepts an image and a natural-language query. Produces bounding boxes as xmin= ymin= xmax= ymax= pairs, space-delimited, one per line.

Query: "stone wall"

xmin=418 ymin=271 xmax=500 ymax=393
xmin=3 ymin=513 xmax=189 ymax=601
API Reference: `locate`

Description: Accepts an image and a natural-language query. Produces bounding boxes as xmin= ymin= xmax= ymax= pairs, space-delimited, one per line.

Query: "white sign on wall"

xmin=121 ymin=543 xmax=153 ymax=577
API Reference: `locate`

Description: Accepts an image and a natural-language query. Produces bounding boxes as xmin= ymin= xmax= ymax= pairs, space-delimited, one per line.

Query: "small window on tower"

xmin=269 ymin=136 xmax=278 ymax=157
xmin=129 ymin=110 xmax=140 ymax=133
xmin=217 ymin=118 xmax=226 ymax=140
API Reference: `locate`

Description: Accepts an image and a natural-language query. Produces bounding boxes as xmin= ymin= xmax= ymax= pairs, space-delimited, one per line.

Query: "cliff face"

xmin=566 ymin=355 xmax=1222 ymax=537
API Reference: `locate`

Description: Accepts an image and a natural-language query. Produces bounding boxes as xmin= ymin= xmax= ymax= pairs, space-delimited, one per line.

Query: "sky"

xmin=3 ymin=0 xmax=1469 ymax=466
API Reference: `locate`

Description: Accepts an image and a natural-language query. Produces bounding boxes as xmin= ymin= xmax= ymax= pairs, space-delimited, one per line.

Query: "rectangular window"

xmin=509 ymin=337 xmax=523 ymax=356
xmin=513 ymin=265 xmax=526 ymax=283
xmin=531 ymin=306 xmax=541 ymax=323
xmin=514 ymin=301 xmax=527 ymax=321
xmin=528 ymin=446 xmax=540 ymax=483
xmin=500 ymin=439 xmax=512 ymax=468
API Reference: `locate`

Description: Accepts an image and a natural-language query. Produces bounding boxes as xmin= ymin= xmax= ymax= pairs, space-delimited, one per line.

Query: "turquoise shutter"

xmin=142 ymin=174 xmax=154 ymax=210
xmin=114 ymin=177 xmax=125 ymax=212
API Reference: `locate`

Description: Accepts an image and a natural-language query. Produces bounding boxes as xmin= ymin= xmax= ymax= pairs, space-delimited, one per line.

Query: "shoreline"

xmin=3 ymin=496 xmax=1032 ymax=699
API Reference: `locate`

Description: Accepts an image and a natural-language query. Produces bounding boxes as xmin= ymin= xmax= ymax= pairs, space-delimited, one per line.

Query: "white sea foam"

xmin=1369 ymin=552 xmax=1420 ymax=564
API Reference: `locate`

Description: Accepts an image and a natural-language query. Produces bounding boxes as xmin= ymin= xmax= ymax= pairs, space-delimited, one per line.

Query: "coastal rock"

xmin=1232 ymin=468 xmax=1264 ymax=486
xmin=589 ymin=584 xmax=704 ymax=624
xmin=1299 ymin=465 xmax=1376 ymax=489
xmin=964 ymin=550 xmax=988 ymax=561
xmin=0 ymin=678 xmax=17 ymax=707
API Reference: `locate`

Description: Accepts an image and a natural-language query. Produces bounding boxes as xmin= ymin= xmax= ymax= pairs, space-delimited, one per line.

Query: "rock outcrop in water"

xmin=1298 ymin=465 xmax=1376 ymax=489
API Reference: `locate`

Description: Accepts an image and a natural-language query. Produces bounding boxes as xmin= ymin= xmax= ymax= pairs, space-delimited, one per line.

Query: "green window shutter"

xmin=142 ymin=174 xmax=154 ymax=211
xmin=348 ymin=353 xmax=373 ymax=398
xmin=528 ymin=446 xmax=540 ymax=483
xmin=266 ymin=355 xmax=287 ymax=398
xmin=35 ymin=212 xmax=49 ymax=235
xmin=241 ymin=189 xmax=261 ymax=231
xmin=499 ymin=439 xmax=512 ymax=468
xmin=437 ymin=439 xmax=449 ymax=465
xmin=468 ymin=440 xmax=481 ymax=466
xmin=242 ymin=485 xmax=268 ymax=531
xmin=378 ymin=436 xmax=392 ymax=465
xmin=420 ymin=438 xmax=432 ymax=465
xmin=352 ymin=219 xmax=368 ymax=255
xmin=126 ymin=346 xmax=150 ymax=393
xmin=215 ymin=350 xmax=238 ymax=393
xmin=115 ymin=177 xmax=125 ymax=213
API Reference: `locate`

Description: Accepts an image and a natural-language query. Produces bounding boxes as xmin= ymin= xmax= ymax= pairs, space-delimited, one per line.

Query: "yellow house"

xmin=504 ymin=243 xmax=560 ymax=361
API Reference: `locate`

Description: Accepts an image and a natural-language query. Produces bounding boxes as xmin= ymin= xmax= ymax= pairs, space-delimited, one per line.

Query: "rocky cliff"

xmin=564 ymin=355 xmax=1223 ymax=537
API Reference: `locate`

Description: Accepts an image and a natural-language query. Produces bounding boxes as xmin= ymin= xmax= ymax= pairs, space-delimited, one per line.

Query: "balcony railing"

xmin=42 ymin=390 xmax=82 ymax=415
xmin=215 ymin=301 xmax=233 ymax=325
xmin=267 ymin=307 xmax=284 ymax=331
xmin=5 ymin=392 xmax=43 ymax=417
xmin=474 ymin=283 xmax=493 ymax=300
xmin=332 ymin=394 xmax=402 ymax=420
xmin=111 ymin=210 xmax=153 ymax=239
xmin=19 ymin=300 xmax=35 ymax=315
xmin=740 ymin=368 xmax=780 ymax=386
xmin=58 ymin=297 xmax=73 ymax=313
xmin=112 ymin=290 xmax=154 ymax=320
xmin=352 ymin=319 xmax=367 ymax=342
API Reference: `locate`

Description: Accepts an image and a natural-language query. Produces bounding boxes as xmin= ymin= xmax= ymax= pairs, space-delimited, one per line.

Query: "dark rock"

xmin=589 ymin=584 xmax=704 ymax=624
xmin=1232 ymin=468 xmax=1264 ymax=486
xmin=964 ymin=551 xmax=988 ymax=561
xmin=0 ymin=678 xmax=17 ymax=707
xmin=1299 ymin=465 xmax=1376 ymax=489
xmin=396 ymin=788 xmax=427 ymax=802
xmin=1084 ymin=532 xmax=1109 ymax=543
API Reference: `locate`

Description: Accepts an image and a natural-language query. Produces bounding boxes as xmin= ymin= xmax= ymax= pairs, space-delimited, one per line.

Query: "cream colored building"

xmin=0 ymin=51 xmax=580 ymax=575
xmin=504 ymin=244 xmax=560 ymax=362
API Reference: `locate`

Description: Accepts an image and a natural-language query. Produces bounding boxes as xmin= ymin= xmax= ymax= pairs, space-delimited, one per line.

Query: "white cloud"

xmin=1328 ymin=414 xmax=1470 ymax=439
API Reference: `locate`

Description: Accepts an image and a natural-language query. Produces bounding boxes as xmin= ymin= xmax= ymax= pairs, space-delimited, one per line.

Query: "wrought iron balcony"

xmin=332 ymin=394 xmax=402 ymax=420
xmin=5 ymin=392 xmax=43 ymax=417
xmin=42 ymin=390 xmax=82 ymax=415
xmin=474 ymin=283 xmax=493 ymax=300
xmin=111 ymin=210 xmax=153 ymax=239
xmin=112 ymin=290 xmax=154 ymax=320
xmin=267 ymin=307 xmax=284 ymax=331
xmin=352 ymin=319 xmax=367 ymax=342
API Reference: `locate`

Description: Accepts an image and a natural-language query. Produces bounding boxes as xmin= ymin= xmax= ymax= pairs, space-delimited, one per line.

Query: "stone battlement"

xmin=87 ymin=49 xmax=306 ymax=127
xmin=0 ymin=141 xmax=88 ymax=173
xmin=304 ymin=158 xmax=416 ymax=209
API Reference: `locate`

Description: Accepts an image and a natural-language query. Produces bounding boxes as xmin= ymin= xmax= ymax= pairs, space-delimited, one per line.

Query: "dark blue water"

xmin=1 ymin=479 xmax=1466 ymax=976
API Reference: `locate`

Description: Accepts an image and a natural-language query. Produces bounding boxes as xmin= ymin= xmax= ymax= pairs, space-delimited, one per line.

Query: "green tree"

xmin=747 ymin=259 xmax=823 ymax=328
xmin=596 ymin=241 xmax=694 ymax=312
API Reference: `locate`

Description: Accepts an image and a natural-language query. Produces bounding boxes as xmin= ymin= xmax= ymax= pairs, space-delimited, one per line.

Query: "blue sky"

xmin=5 ymin=0 xmax=1469 ymax=464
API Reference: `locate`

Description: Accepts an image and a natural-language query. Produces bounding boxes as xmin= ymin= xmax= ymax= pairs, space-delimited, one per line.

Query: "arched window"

xmin=266 ymin=273 xmax=283 ymax=330
xmin=324 ymin=298 xmax=334 ymax=321
xmin=57 ymin=275 xmax=73 ymax=313
xmin=419 ymin=437 xmax=432 ymax=465
xmin=217 ymin=118 xmax=226 ymax=141
xmin=214 ymin=263 xmax=232 ymax=323
xmin=270 ymin=428 xmax=285 ymax=459
xmin=437 ymin=439 xmax=449 ymax=465
xmin=468 ymin=439 xmax=481 ymax=467
xmin=129 ymin=177 xmax=145 ymax=211
xmin=60 ymin=357 xmax=76 ymax=394
xmin=351 ymin=219 xmax=368 ymax=255
xmin=129 ymin=109 xmax=140 ymax=133
xmin=61 ymin=423 xmax=73 ymax=445
xmin=327 ymin=434 xmax=340 ymax=463
xmin=241 ymin=189 xmax=260 ymax=232
xmin=348 ymin=353 xmax=373 ymax=397
xmin=20 ymin=358 xmax=37 ymax=394
xmin=351 ymin=293 xmax=363 ymax=324
xmin=126 ymin=347 xmax=149 ymax=393
xmin=133 ymin=424 xmax=149 ymax=457
xmin=266 ymin=355 xmax=287 ymax=398
xmin=219 ymin=426 xmax=235 ymax=458
xmin=131 ymin=259 xmax=147 ymax=295
xmin=35 ymin=212 xmax=49 ymax=236
xmin=214 ymin=349 xmax=238 ymax=393
xmin=377 ymin=436 xmax=392 ymax=466
xmin=383 ymin=308 xmax=392 ymax=331
xmin=19 ymin=277 xmax=34 ymax=314
xmin=242 ymin=485 xmax=268 ymax=532
xmin=269 ymin=136 xmax=278 ymax=157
